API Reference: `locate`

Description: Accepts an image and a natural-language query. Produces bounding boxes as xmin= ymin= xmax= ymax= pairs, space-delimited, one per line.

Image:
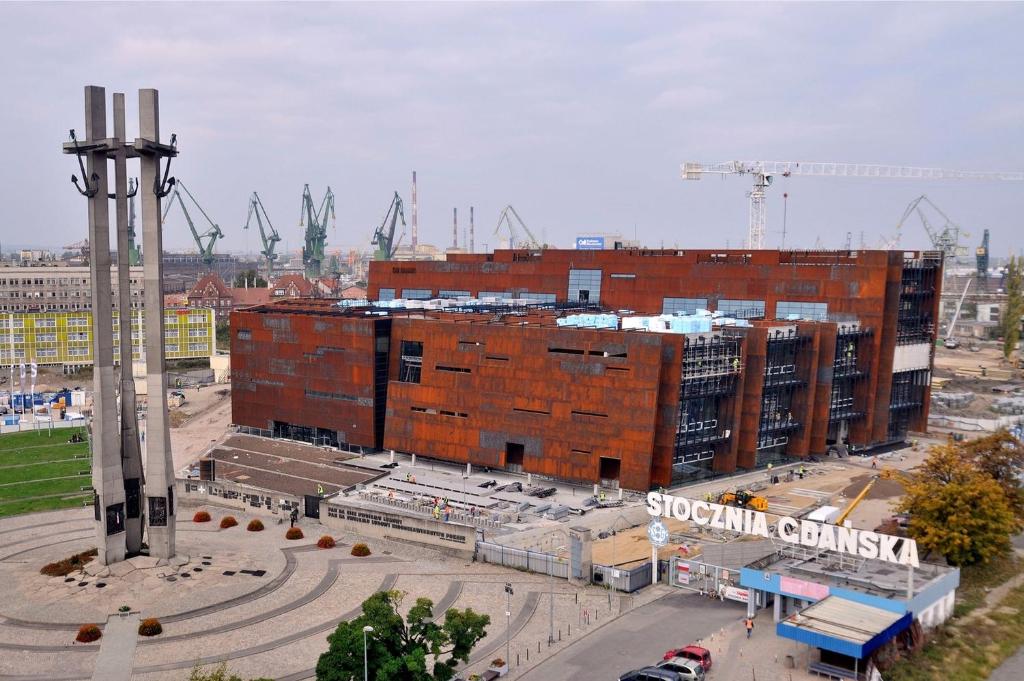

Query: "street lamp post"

xmin=362 ymin=625 xmax=374 ymax=681
xmin=548 ymin=536 xmax=555 ymax=645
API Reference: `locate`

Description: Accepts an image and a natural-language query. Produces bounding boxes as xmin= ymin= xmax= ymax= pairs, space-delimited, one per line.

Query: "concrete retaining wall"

xmin=176 ymin=478 xmax=301 ymax=518
xmin=320 ymin=497 xmax=476 ymax=559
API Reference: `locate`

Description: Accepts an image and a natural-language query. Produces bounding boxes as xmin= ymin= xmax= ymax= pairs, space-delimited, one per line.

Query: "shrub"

xmin=285 ymin=527 xmax=304 ymax=540
xmin=350 ymin=542 xmax=371 ymax=557
xmin=193 ymin=511 xmax=212 ymax=523
xmin=317 ymin=535 xmax=336 ymax=549
xmin=490 ymin=658 xmax=506 ymax=668
xmin=118 ymin=605 xmax=131 ymax=613
xmin=219 ymin=516 xmax=238 ymax=529
xmin=138 ymin=618 xmax=163 ymax=637
xmin=40 ymin=548 xmax=98 ymax=577
xmin=247 ymin=519 xmax=264 ymax=532
xmin=75 ymin=624 xmax=101 ymax=643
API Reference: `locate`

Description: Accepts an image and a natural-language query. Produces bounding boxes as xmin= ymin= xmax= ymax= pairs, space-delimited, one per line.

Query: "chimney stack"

xmin=453 ymin=207 xmax=458 ymax=248
xmin=470 ymin=206 xmax=475 ymax=253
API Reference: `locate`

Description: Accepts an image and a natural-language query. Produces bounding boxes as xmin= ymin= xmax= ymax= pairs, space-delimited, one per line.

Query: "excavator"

xmin=717 ymin=489 xmax=768 ymax=512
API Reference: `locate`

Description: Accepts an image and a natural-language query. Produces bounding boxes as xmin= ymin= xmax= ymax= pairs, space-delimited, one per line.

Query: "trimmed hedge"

xmin=317 ymin=535 xmax=336 ymax=549
xmin=285 ymin=527 xmax=304 ymax=540
xmin=75 ymin=624 xmax=101 ymax=643
xmin=219 ymin=516 xmax=238 ymax=529
xmin=138 ymin=618 xmax=162 ymax=637
xmin=247 ymin=518 xmax=264 ymax=532
xmin=192 ymin=511 xmax=212 ymax=523
xmin=350 ymin=543 xmax=371 ymax=557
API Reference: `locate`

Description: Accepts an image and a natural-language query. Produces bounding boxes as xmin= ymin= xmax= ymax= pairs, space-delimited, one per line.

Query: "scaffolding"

xmin=757 ymin=329 xmax=809 ymax=455
xmin=672 ymin=334 xmax=742 ymax=480
xmin=829 ymin=326 xmax=872 ymax=428
xmin=897 ymin=256 xmax=940 ymax=345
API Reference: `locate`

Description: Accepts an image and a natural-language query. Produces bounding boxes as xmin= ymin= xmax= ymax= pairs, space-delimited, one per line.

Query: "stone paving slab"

xmin=90 ymin=613 xmax=139 ymax=681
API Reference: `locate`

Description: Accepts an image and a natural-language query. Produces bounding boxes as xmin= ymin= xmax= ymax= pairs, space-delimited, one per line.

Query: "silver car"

xmin=656 ymin=657 xmax=706 ymax=680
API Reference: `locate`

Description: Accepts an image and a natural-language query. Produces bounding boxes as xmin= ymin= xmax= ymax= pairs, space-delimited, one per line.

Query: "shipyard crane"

xmin=681 ymin=161 xmax=1023 ymax=250
xmin=127 ymin=178 xmax=141 ymax=266
xmin=372 ymin=191 xmax=406 ymax=260
xmin=894 ymin=195 xmax=969 ymax=262
xmin=299 ymin=184 xmax=335 ymax=278
xmin=976 ymin=229 xmax=990 ymax=284
xmin=244 ymin=192 xmax=282 ymax=280
xmin=162 ymin=180 xmax=224 ymax=268
xmin=494 ymin=205 xmax=542 ymax=249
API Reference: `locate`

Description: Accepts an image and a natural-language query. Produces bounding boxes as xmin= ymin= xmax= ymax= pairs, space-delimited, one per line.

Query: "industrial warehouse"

xmin=230 ymin=247 xmax=943 ymax=490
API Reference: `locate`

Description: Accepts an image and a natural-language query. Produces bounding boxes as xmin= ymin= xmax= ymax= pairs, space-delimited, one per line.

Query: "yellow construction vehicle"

xmin=718 ymin=489 xmax=768 ymax=512
xmin=834 ymin=477 xmax=876 ymax=526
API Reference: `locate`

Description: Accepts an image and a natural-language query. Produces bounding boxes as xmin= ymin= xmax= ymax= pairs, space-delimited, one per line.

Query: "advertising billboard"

xmin=575 ymin=236 xmax=605 ymax=250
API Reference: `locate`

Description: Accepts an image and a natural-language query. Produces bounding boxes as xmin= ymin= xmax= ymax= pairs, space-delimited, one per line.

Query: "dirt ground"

xmin=164 ymin=384 xmax=233 ymax=473
xmin=931 ymin=341 xmax=1023 ymax=418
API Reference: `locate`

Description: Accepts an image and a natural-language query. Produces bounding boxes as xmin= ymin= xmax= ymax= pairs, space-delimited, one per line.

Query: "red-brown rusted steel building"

xmin=231 ymin=248 xmax=942 ymax=490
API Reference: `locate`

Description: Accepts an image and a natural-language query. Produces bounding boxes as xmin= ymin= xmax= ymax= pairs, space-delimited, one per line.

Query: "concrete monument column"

xmin=112 ymin=93 xmax=145 ymax=554
xmin=64 ymin=86 xmax=126 ymax=565
xmin=135 ymin=88 xmax=177 ymax=559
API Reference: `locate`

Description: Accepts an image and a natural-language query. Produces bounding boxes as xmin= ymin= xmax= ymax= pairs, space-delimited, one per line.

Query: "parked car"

xmin=662 ymin=645 xmax=712 ymax=671
xmin=618 ymin=667 xmax=684 ymax=681
xmin=656 ymin=658 xmax=705 ymax=680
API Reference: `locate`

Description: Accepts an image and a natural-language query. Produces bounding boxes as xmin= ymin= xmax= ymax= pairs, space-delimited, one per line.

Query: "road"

xmin=517 ymin=590 xmax=742 ymax=680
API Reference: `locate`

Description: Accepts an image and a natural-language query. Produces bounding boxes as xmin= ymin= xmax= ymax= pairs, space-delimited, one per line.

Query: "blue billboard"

xmin=575 ymin=236 xmax=605 ymax=250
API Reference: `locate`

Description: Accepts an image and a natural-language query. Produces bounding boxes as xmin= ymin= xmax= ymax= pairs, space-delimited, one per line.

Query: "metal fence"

xmin=475 ymin=541 xmax=569 ymax=578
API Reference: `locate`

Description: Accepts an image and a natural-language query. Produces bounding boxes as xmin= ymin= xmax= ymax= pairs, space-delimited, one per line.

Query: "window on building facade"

xmin=399 ymin=340 xmax=424 ymax=383
xmin=401 ymin=288 xmax=433 ymax=300
xmin=568 ymin=269 xmax=602 ymax=304
xmin=718 ymin=299 xmax=765 ymax=318
xmin=438 ymin=290 xmax=471 ymax=298
xmin=378 ymin=288 xmax=396 ymax=301
xmin=775 ymin=301 xmax=828 ymax=321
xmin=663 ymin=297 xmax=709 ymax=315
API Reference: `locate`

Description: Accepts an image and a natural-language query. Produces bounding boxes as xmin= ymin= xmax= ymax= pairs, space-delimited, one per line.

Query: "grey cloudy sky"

xmin=1 ymin=1 xmax=1022 ymax=257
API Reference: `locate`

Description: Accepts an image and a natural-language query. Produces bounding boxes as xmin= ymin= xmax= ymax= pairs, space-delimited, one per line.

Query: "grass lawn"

xmin=0 ymin=458 xmax=91 ymax=484
xmin=0 ymin=494 xmax=91 ymax=517
xmin=883 ymin=555 xmax=1024 ymax=681
xmin=0 ymin=428 xmax=88 ymax=467
xmin=0 ymin=476 xmax=92 ymax=503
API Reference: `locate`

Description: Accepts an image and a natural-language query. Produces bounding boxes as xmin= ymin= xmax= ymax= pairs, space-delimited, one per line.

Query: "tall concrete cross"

xmin=135 ymin=89 xmax=178 ymax=559
xmin=63 ymin=86 xmax=126 ymax=565
xmin=112 ymin=93 xmax=145 ymax=554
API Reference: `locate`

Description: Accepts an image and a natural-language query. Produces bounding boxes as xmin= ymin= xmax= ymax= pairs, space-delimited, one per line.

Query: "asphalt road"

xmin=517 ymin=590 xmax=743 ymax=681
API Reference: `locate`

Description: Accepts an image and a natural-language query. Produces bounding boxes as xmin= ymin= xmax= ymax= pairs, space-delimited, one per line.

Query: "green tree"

xmin=1003 ymin=255 xmax=1023 ymax=360
xmin=896 ymin=442 xmax=1019 ymax=566
xmin=187 ymin=663 xmax=273 ymax=681
xmin=316 ymin=590 xmax=489 ymax=681
xmin=233 ymin=269 xmax=267 ymax=289
xmin=215 ymin=320 xmax=230 ymax=352
xmin=959 ymin=430 xmax=1024 ymax=520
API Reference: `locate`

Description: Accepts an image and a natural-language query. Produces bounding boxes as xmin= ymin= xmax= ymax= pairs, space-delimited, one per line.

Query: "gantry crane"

xmin=894 ymin=195 xmax=969 ymax=262
xmin=244 ymin=192 xmax=282 ymax=280
xmin=161 ymin=180 xmax=224 ymax=269
xmin=681 ymin=161 xmax=1023 ymax=250
xmin=372 ymin=191 xmax=406 ymax=260
xmin=127 ymin=177 xmax=141 ymax=266
xmin=299 ymin=184 xmax=335 ymax=278
xmin=494 ymin=205 xmax=542 ymax=249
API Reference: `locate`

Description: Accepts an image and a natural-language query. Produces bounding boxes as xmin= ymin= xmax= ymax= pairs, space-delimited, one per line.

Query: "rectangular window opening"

xmin=485 ymin=355 xmax=510 ymax=362
xmin=548 ymin=347 xmax=585 ymax=355
xmin=436 ymin=365 xmax=471 ymax=374
xmin=572 ymin=410 xmax=609 ymax=418
xmin=513 ymin=407 xmax=550 ymax=416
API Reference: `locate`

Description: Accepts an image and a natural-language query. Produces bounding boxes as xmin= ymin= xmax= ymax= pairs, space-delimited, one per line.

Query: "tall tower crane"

xmin=494 ymin=205 xmax=542 ymax=249
xmin=372 ymin=191 xmax=406 ymax=260
xmin=161 ymin=180 xmax=224 ymax=269
xmin=244 ymin=191 xmax=282 ymax=281
xmin=681 ymin=161 xmax=1023 ymax=249
xmin=299 ymin=184 xmax=335 ymax=279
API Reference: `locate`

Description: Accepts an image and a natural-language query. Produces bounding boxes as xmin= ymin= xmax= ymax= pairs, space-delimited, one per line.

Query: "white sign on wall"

xmin=647 ymin=493 xmax=919 ymax=568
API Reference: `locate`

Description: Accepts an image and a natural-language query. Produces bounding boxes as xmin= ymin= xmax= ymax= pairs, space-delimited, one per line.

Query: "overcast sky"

xmin=1 ymin=2 xmax=1021 ymax=258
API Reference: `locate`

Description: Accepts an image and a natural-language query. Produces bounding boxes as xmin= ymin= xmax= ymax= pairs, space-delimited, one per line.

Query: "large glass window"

xmin=378 ymin=288 xmax=395 ymax=301
xmin=401 ymin=288 xmax=433 ymax=300
xmin=718 ymin=299 xmax=765 ymax=319
xmin=438 ymin=290 xmax=471 ymax=298
xmin=776 ymin=301 xmax=828 ymax=321
xmin=663 ymin=297 xmax=708 ymax=315
xmin=568 ymin=269 xmax=602 ymax=304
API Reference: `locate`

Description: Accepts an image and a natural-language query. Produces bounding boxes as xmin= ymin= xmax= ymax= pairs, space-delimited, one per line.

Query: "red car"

xmin=663 ymin=645 xmax=712 ymax=671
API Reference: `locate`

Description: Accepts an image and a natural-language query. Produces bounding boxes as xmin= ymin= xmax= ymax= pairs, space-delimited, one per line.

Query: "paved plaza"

xmin=0 ymin=505 xmax=661 ymax=680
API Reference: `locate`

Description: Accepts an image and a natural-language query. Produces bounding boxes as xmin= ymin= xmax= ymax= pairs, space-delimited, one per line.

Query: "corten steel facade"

xmin=230 ymin=299 xmax=391 ymax=452
xmin=231 ymin=248 xmax=941 ymax=490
